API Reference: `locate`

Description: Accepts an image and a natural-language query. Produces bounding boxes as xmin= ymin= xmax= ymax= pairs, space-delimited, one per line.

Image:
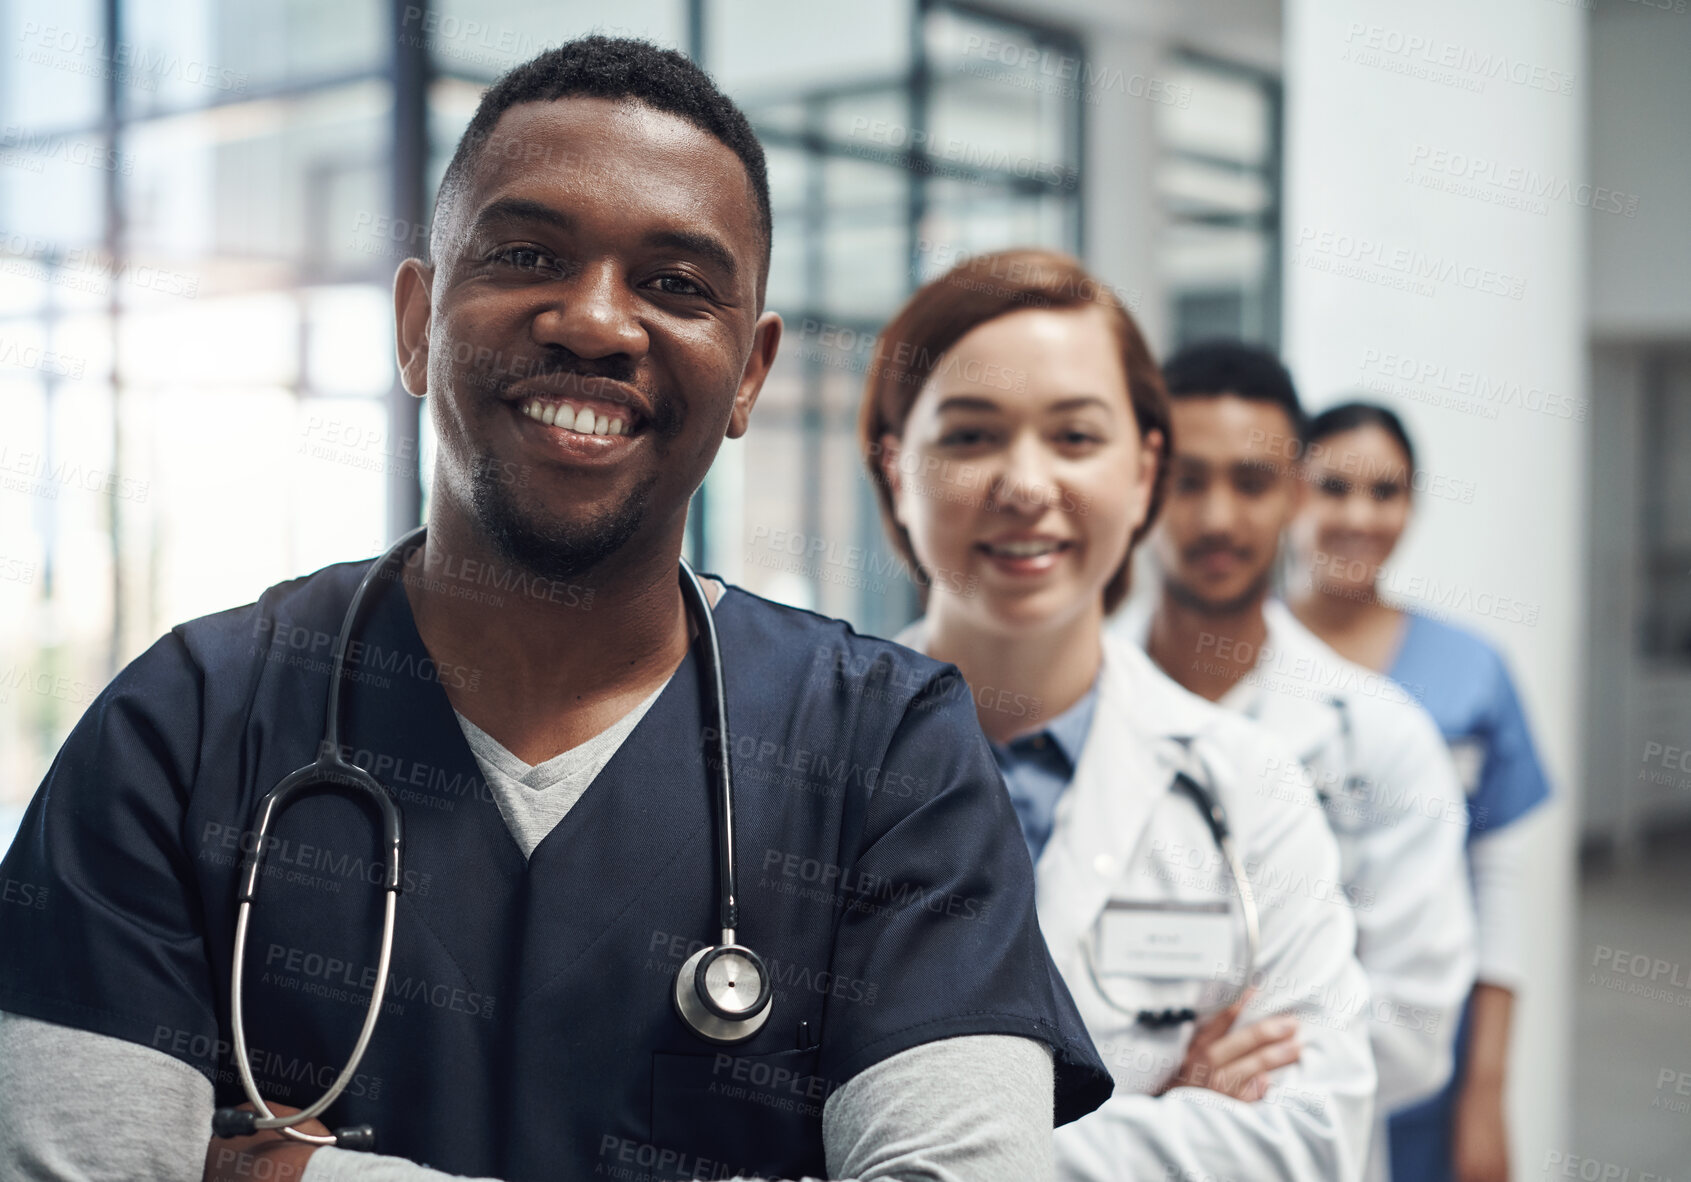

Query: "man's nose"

xmin=1195 ymin=485 xmax=1239 ymax=533
xmin=531 ymin=261 xmax=648 ymax=360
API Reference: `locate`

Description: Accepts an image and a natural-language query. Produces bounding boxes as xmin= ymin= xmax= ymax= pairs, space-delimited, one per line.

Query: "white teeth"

xmin=519 ymin=398 xmax=631 ymax=436
xmin=990 ymin=540 xmax=1060 ymax=558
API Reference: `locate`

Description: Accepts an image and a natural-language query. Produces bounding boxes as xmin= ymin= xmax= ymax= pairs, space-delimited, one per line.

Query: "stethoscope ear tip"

xmin=333 ymin=1125 xmax=377 ymax=1151
xmin=212 ymin=1108 xmax=258 ymax=1139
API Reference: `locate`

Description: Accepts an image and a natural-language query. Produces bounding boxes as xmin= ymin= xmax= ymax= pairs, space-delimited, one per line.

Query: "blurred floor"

xmin=1570 ymin=829 xmax=1691 ymax=1176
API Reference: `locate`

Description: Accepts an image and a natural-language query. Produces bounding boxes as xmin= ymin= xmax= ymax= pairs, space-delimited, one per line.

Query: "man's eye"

xmin=1056 ymin=430 xmax=1101 ymax=447
xmin=1236 ymin=472 xmax=1273 ymax=497
xmin=1371 ymin=482 xmax=1405 ymax=502
xmin=1319 ymin=476 xmax=1350 ymax=497
xmin=652 ymin=274 xmax=705 ymax=297
xmin=1173 ymin=473 xmax=1205 ymax=495
xmin=491 ymin=247 xmax=555 ymax=272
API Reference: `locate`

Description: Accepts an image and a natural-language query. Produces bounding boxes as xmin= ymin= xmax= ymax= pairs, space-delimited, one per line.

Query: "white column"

xmin=1281 ymin=0 xmax=1586 ymax=1168
xmin=1082 ymin=27 xmax=1170 ymax=352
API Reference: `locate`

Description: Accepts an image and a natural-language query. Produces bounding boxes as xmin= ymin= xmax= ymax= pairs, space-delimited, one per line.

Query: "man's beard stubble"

xmin=1162 ymin=564 xmax=1274 ymax=618
xmin=470 ymin=460 xmax=659 ymax=584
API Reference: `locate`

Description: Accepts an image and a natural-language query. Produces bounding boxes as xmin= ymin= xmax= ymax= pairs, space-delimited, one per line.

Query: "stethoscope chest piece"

xmin=673 ymin=940 xmax=773 ymax=1044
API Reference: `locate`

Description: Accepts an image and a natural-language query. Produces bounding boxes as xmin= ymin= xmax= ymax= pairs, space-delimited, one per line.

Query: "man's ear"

xmin=394 ymin=258 xmax=434 ymax=397
xmin=726 ymin=311 xmax=782 ymax=439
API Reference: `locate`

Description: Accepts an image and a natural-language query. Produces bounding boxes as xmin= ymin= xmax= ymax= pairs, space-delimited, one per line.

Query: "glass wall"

xmin=0 ymin=0 xmax=1174 ymax=809
xmin=1157 ymin=50 xmax=1281 ymax=350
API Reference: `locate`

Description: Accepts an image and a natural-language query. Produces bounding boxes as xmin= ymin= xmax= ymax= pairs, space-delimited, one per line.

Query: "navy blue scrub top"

xmin=0 ymin=550 xmax=1111 ymax=1181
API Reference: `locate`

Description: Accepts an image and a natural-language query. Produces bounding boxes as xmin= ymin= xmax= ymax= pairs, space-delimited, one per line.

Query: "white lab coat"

xmin=897 ymin=621 xmax=1377 ymax=1181
xmin=1122 ymin=599 xmax=1478 ymax=1181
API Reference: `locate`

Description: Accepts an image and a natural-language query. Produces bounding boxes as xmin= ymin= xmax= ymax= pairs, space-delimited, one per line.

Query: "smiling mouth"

xmin=517 ymin=396 xmax=633 ymax=437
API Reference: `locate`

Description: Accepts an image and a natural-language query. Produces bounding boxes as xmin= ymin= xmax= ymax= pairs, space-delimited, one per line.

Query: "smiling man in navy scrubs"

xmin=0 ymin=37 xmax=1110 ymax=1182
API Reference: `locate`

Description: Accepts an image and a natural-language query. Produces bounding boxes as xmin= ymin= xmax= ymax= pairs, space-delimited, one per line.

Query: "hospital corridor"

xmin=0 ymin=2 xmax=1688 ymax=1181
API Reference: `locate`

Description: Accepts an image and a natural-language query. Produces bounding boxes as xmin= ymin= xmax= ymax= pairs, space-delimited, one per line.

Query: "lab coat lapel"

xmin=1033 ymin=638 xmax=1174 ymax=968
xmin=1223 ymin=602 xmax=1342 ymax=766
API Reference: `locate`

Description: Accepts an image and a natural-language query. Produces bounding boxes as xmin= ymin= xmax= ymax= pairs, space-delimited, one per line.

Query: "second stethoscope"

xmin=1080 ymin=739 xmax=1261 ymax=1030
xmin=211 ymin=526 xmax=770 ymax=1152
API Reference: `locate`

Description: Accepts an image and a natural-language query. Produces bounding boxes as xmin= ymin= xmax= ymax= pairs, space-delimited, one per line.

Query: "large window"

xmin=1157 ymin=50 xmax=1281 ymax=350
xmin=0 ymin=0 xmax=1084 ymax=808
xmin=701 ymin=0 xmax=1084 ymax=637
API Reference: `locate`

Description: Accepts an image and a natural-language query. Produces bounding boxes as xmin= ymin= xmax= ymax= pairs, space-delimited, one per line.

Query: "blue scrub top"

xmin=1387 ymin=610 xmax=1550 ymax=1182
xmin=1387 ymin=610 xmax=1551 ymax=839
xmin=0 ymin=548 xmax=1111 ymax=1180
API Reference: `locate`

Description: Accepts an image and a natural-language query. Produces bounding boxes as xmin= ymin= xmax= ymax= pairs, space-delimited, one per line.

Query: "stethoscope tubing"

xmin=218 ymin=527 xmax=766 ymax=1145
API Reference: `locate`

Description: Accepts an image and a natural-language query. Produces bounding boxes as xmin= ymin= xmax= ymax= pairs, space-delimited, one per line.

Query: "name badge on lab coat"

xmin=1096 ymin=900 xmax=1234 ymax=980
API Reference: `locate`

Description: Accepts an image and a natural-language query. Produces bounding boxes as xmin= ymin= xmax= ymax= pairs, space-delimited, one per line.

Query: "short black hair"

xmin=430 ymin=36 xmax=771 ymax=295
xmin=1162 ymin=339 xmax=1306 ymax=441
xmin=1306 ymin=400 xmax=1417 ymax=472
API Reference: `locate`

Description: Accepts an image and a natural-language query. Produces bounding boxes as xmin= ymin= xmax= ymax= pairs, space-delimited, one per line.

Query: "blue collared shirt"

xmin=988 ymin=683 xmax=1100 ymax=865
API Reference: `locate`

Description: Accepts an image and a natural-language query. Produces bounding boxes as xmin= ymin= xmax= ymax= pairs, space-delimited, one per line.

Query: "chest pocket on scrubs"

xmin=651 ymin=1045 xmax=828 ymax=1178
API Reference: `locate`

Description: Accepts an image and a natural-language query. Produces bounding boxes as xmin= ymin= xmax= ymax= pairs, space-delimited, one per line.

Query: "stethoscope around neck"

xmin=1078 ymin=738 xmax=1261 ymax=1031
xmin=211 ymin=525 xmax=771 ymax=1151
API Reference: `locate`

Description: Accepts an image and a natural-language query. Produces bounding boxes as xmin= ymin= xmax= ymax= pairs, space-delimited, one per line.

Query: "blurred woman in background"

xmin=1289 ymin=401 xmax=1552 ymax=1182
xmin=860 ymin=248 xmax=1377 ymax=1180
